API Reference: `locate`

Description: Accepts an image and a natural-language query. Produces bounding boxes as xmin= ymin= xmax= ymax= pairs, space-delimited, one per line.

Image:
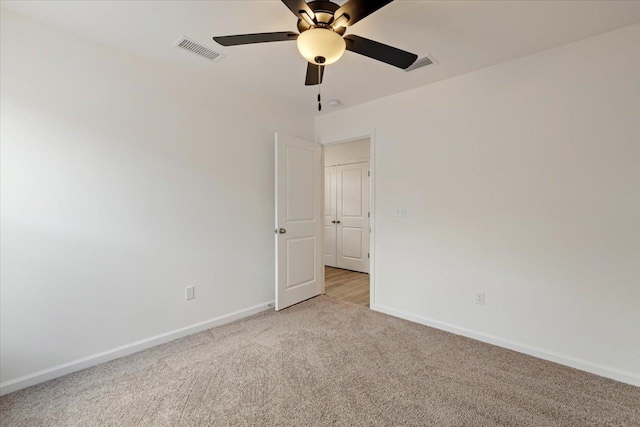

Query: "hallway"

xmin=324 ymin=266 xmax=370 ymax=307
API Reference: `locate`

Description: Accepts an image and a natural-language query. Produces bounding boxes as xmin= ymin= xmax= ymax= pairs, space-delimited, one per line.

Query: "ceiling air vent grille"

xmin=174 ymin=36 xmax=226 ymax=63
xmin=405 ymin=55 xmax=437 ymax=72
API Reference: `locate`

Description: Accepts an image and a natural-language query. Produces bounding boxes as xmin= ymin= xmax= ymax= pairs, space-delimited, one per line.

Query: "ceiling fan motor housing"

xmin=297 ymin=1 xmax=347 ymax=36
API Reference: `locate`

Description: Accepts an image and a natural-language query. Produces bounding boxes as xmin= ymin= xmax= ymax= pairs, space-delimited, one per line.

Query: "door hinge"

xmin=368 ymin=171 xmax=370 ymax=177
xmin=368 ymin=212 xmax=370 ymax=218
xmin=368 ymin=253 xmax=370 ymax=259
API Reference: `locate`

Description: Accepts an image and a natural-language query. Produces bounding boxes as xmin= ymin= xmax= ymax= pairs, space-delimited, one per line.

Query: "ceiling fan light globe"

xmin=297 ymin=28 xmax=346 ymax=66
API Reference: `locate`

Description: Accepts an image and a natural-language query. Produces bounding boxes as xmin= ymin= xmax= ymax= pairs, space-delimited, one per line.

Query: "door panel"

xmin=336 ymin=162 xmax=370 ymax=273
xmin=324 ymin=168 xmax=335 ymax=218
xmin=323 ymin=166 xmax=337 ymax=267
xmin=275 ymin=133 xmax=322 ymax=310
xmin=341 ymin=227 xmax=363 ymax=259
xmin=324 ymin=225 xmax=337 ymax=267
xmin=286 ymin=147 xmax=315 ymax=221
xmin=286 ymin=237 xmax=316 ymax=289
xmin=341 ymin=169 xmax=363 ymax=217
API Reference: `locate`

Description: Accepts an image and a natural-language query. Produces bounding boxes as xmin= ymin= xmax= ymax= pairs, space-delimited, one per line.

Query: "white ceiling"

xmin=2 ymin=1 xmax=639 ymax=116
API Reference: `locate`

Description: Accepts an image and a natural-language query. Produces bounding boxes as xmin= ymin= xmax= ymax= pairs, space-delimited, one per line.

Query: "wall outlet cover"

xmin=395 ymin=206 xmax=407 ymax=218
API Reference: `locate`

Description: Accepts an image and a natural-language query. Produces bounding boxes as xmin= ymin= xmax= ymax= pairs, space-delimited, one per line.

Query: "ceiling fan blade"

xmin=281 ymin=0 xmax=316 ymax=21
xmin=213 ymin=31 xmax=298 ymax=46
xmin=334 ymin=0 xmax=394 ymax=27
xmin=344 ymin=35 xmax=417 ymax=69
xmin=305 ymin=62 xmax=325 ymax=86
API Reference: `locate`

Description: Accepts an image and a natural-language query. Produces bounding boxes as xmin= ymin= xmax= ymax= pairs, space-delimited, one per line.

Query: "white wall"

xmin=324 ymin=138 xmax=370 ymax=166
xmin=316 ymin=24 xmax=640 ymax=384
xmin=0 ymin=10 xmax=313 ymax=388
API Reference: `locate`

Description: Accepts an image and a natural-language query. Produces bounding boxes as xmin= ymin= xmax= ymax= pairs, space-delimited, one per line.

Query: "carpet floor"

xmin=1 ymin=296 xmax=638 ymax=426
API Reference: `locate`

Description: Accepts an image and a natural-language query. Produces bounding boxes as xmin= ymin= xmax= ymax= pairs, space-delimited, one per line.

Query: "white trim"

xmin=371 ymin=304 xmax=640 ymax=387
xmin=321 ymin=135 xmax=369 ymax=146
xmin=320 ymin=144 xmax=326 ymax=294
xmin=369 ymin=131 xmax=376 ymax=308
xmin=0 ymin=301 xmax=274 ymax=396
xmin=324 ymin=157 xmax=370 ymax=167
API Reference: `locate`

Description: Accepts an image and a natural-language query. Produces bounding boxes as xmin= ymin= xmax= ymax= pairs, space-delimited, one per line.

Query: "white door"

xmin=336 ymin=162 xmax=370 ymax=273
xmin=275 ymin=133 xmax=322 ymax=311
xmin=323 ymin=166 xmax=337 ymax=267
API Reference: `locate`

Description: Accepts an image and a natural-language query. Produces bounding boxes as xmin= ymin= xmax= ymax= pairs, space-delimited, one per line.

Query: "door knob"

xmin=279 ymin=228 xmax=286 ymax=234
xmin=336 ymin=221 xmax=341 ymax=224
xmin=331 ymin=220 xmax=336 ymax=224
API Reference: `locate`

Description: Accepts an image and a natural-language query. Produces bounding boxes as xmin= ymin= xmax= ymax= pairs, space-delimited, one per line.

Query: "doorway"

xmin=322 ymin=137 xmax=371 ymax=307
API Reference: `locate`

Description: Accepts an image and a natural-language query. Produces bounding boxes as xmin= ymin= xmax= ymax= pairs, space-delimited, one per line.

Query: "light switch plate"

xmin=395 ymin=206 xmax=406 ymax=218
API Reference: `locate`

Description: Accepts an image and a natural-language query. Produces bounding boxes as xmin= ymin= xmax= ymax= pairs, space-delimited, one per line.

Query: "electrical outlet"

xmin=185 ymin=286 xmax=195 ymax=300
xmin=475 ymin=292 xmax=485 ymax=305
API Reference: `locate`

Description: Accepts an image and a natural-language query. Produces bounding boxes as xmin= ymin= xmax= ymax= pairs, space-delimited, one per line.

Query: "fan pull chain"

xmin=318 ymin=65 xmax=322 ymax=112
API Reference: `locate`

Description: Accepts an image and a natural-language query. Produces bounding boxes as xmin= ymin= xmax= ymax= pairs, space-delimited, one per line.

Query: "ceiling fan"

xmin=212 ymin=0 xmax=418 ymax=89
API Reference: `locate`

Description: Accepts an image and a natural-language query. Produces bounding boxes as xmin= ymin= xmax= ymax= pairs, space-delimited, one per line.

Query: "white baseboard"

xmin=371 ymin=304 xmax=640 ymax=387
xmin=0 ymin=301 xmax=274 ymax=396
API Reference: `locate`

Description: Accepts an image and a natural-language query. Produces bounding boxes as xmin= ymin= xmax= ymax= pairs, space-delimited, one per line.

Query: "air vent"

xmin=174 ymin=36 xmax=226 ymax=63
xmin=405 ymin=55 xmax=437 ymax=72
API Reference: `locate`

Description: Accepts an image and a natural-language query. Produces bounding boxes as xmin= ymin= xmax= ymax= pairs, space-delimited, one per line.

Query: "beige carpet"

xmin=1 ymin=296 xmax=638 ymax=426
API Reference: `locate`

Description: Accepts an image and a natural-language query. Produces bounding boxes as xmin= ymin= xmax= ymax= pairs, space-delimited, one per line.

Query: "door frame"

xmin=320 ymin=130 xmax=376 ymax=308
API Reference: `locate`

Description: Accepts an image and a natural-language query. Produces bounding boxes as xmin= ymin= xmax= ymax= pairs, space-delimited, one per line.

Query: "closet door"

xmin=336 ymin=162 xmax=370 ymax=273
xmin=323 ymin=166 xmax=337 ymax=267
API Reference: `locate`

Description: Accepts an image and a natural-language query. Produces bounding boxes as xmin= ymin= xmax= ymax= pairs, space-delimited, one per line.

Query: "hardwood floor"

xmin=324 ymin=266 xmax=370 ymax=307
